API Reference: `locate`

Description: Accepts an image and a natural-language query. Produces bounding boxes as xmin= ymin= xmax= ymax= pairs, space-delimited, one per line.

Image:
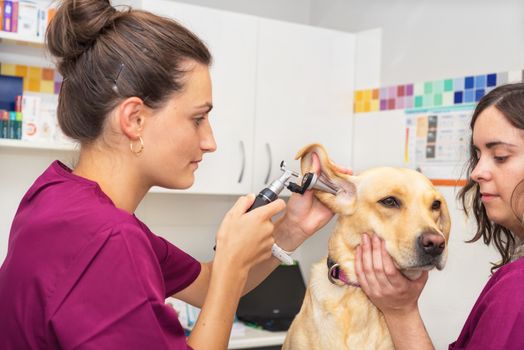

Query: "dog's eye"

xmin=379 ymin=196 xmax=401 ymax=208
xmin=432 ymin=200 xmax=441 ymax=210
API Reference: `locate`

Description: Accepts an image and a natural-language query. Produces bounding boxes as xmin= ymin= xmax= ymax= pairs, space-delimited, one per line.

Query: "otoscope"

xmin=239 ymin=161 xmax=340 ymax=265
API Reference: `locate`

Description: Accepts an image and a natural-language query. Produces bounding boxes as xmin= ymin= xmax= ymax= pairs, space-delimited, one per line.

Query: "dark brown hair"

xmin=458 ymin=82 xmax=524 ymax=272
xmin=46 ymin=0 xmax=212 ymax=143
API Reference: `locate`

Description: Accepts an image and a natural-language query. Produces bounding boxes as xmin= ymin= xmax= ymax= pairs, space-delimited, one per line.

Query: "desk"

xmin=228 ymin=327 xmax=286 ymax=349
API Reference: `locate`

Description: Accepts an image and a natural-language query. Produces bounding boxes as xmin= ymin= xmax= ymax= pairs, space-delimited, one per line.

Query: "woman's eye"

xmin=379 ymin=196 xmax=401 ymax=208
xmin=494 ymin=156 xmax=508 ymax=163
xmin=194 ymin=117 xmax=205 ymax=126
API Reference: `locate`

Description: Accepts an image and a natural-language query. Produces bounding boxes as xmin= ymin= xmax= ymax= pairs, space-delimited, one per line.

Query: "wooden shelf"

xmin=0 ymin=138 xmax=78 ymax=151
xmin=0 ymin=31 xmax=44 ymax=46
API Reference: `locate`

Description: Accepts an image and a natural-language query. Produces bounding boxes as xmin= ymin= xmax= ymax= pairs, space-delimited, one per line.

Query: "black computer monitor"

xmin=236 ymin=263 xmax=306 ymax=332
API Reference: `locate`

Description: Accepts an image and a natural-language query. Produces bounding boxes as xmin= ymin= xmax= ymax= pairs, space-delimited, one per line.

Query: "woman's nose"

xmin=201 ymin=124 xmax=217 ymax=153
xmin=471 ymin=158 xmax=491 ymax=182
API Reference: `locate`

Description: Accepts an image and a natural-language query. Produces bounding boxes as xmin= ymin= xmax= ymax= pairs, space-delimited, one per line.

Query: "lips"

xmin=480 ymin=192 xmax=498 ymax=202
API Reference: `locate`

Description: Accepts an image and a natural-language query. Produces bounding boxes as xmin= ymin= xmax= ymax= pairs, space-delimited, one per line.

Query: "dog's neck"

xmin=326 ymin=256 xmax=361 ymax=288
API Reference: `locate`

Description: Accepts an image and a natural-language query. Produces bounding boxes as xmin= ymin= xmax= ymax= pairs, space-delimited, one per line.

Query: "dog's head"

xmin=297 ymin=143 xmax=451 ymax=280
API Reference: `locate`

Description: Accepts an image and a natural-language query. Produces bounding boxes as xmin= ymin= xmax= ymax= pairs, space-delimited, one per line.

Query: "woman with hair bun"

xmin=0 ymin=0 xmax=350 ymax=348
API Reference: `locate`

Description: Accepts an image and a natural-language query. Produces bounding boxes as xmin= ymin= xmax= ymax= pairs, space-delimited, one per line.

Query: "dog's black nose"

xmin=418 ymin=232 xmax=445 ymax=257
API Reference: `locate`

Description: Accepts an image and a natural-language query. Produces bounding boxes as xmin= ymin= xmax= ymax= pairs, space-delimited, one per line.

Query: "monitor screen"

xmin=236 ymin=263 xmax=306 ymax=331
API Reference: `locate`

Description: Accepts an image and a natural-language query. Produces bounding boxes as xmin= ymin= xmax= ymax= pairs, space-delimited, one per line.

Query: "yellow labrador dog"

xmin=283 ymin=144 xmax=451 ymax=350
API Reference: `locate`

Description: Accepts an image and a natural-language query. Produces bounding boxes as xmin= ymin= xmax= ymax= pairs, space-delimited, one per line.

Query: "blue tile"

xmin=465 ymin=76 xmax=474 ymax=89
xmin=464 ymin=89 xmax=475 ymax=103
xmin=475 ymin=75 xmax=486 ymax=89
xmin=487 ymin=73 xmax=497 ymax=87
xmin=454 ymin=78 xmax=464 ymax=91
xmin=454 ymin=91 xmax=463 ymax=104
xmin=475 ymin=89 xmax=485 ymax=101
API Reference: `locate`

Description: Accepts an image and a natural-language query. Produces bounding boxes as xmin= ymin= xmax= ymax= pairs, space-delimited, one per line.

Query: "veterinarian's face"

xmin=471 ymin=106 xmax=524 ymax=231
xmin=143 ymin=62 xmax=216 ymax=189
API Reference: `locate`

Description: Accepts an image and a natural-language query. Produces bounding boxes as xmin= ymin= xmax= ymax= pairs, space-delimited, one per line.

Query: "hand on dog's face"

xmin=296 ymin=144 xmax=451 ymax=277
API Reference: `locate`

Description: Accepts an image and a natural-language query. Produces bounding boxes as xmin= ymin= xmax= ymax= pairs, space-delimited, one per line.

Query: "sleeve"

xmin=448 ymin=273 xmax=524 ymax=350
xmin=49 ymin=224 xmax=193 ymax=350
xmin=141 ymin=224 xmax=201 ymax=297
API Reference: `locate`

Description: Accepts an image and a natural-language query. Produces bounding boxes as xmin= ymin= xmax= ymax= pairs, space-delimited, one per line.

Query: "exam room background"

xmin=2 ymin=1 xmax=524 ymax=349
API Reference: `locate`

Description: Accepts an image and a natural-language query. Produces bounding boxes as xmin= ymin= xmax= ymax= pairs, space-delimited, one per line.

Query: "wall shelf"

xmin=0 ymin=31 xmax=44 ymax=46
xmin=0 ymin=138 xmax=78 ymax=151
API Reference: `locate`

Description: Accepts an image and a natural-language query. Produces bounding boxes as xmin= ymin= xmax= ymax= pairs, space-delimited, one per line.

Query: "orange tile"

xmin=28 ymin=66 xmax=42 ymax=79
xmin=27 ymin=78 xmax=41 ymax=92
xmin=372 ymin=89 xmax=379 ymax=99
xmin=42 ymin=68 xmax=54 ymax=80
xmin=15 ymin=65 xmax=28 ymax=77
xmin=23 ymin=79 xmax=29 ymax=91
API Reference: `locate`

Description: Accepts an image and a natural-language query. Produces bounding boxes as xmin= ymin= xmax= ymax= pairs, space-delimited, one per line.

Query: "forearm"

xmin=383 ymin=308 xmax=434 ymax=350
xmin=187 ymin=263 xmax=247 ymax=350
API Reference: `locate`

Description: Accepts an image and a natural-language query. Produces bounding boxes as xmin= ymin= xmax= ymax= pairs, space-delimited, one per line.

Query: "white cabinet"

xmin=252 ymin=19 xmax=355 ymax=189
xmin=143 ymin=2 xmax=356 ymax=194
xmin=143 ymin=0 xmax=258 ymax=195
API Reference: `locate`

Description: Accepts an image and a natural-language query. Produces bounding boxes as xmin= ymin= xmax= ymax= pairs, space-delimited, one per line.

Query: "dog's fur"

xmin=283 ymin=144 xmax=451 ymax=350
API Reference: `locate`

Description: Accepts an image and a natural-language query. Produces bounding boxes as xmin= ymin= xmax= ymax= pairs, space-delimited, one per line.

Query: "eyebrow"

xmin=473 ymin=141 xmax=517 ymax=150
xmin=195 ymin=102 xmax=213 ymax=113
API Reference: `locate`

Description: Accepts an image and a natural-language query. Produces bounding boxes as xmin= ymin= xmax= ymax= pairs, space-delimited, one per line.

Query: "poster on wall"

xmin=405 ymin=107 xmax=474 ymax=186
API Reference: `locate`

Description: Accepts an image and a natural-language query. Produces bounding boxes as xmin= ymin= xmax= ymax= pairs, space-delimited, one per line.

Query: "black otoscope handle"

xmin=213 ymin=187 xmax=278 ymax=251
xmin=247 ymin=188 xmax=279 ymax=211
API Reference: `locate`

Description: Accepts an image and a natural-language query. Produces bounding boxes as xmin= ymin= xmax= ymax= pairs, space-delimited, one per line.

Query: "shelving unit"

xmin=0 ymin=31 xmax=44 ymax=46
xmin=0 ymin=138 xmax=77 ymax=151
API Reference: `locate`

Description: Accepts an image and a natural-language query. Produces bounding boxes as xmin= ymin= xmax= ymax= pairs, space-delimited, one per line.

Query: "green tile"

xmin=415 ymin=95 xmax=423 ymax=107
xmin=444 ymin=79 xmax=453 ymax=91
xmin=424 ymin=94 xmax=433 ymax=107
xmin=424 ymin=82 xmax=433 ymax=94
xmin=434 ymin=80 xmax=444 ymax=93
xmin=434 ymin=94 xmax=443 ymax=106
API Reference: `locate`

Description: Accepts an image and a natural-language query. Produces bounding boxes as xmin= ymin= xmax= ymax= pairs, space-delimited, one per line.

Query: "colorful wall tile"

xmin=0 ymin=63 xmax=62 ymax=95
xmin=354 ymin=70 xmax=524 ymax=113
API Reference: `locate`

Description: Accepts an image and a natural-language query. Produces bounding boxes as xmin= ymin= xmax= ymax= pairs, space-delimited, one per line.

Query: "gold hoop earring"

xmin=130 ymin=136 xmax=144 ymax=155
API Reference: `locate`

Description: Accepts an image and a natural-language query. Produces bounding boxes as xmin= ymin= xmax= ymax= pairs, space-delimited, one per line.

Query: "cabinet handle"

xmin=264 ymin=143 xmax=272 ymax=185
xmin=238 ymin=140 xmax=246 ymax=183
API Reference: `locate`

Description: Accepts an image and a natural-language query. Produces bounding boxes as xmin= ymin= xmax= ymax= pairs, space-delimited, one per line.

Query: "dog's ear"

xmin=437 ymin=197 xmax=451 ymax=236
xmin=295 ymin=143 xmax=358 ymax=215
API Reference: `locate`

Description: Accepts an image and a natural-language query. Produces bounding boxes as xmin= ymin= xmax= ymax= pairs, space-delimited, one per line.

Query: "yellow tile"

xmin=363 ymin=89 xmax=372 ymax=101
xmin=15 ymin=65 xmax=28 ymax=77
xmin=371 ymin=100 xmax=380 ymax=111
xmin=363 ymin=101 xmax=371 ymax=112
xmin=23 ymin=79 xmax=29 ymax=92
xmin=354 ymin=102 xmax=364 ymax=113
xmin=28 ymin=78 xmax=41 ymax=92
xmin=1 ymin=63 xmax=16 ymax=75
xmin=28 ymin=66 xmax=42 ymax=80
xmin=355 ymin=90 xmax=363 ymax=101
xmin=40 ymin=80 xmax=54 ymax=94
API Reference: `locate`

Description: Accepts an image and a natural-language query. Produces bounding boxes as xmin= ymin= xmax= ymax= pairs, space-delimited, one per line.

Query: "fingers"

xmin=253 ymin=198 xmax=286 ymax=219
xmin=229 ymin=193 xmax=256 ymax=216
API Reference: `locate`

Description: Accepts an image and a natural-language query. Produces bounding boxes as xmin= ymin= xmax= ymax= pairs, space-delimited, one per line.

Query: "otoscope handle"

xmin=247 ymin=188 xmax=278 ymax=211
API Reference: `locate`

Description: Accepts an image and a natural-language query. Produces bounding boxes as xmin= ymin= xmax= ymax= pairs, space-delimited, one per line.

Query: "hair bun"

xmin=46 ymin=0 xmax=117 ymax=73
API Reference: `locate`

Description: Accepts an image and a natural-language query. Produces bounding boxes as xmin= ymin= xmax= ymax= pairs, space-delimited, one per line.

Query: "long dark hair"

xmin=46 ymin=0 xmax=212 ymax=144
xmin=458 ymin=82 xmax=524 ymax=272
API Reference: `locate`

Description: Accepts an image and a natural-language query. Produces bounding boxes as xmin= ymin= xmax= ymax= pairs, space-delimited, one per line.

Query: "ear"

xmin=437 ymin=197 xmax=451 ymax=237
xmin=117 ymin=97 xmax=147 ymax=140
xmin=295 ymin=143 xmax=358 ymax=216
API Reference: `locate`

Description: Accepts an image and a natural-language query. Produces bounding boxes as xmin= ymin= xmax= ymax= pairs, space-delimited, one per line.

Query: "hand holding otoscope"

xmin=214 ymin=161 xmax=340 ymax=265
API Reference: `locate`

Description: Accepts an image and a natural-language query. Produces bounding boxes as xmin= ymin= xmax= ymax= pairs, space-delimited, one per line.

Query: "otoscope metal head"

xmin=301 ymin=172 xmax=340 ymax=195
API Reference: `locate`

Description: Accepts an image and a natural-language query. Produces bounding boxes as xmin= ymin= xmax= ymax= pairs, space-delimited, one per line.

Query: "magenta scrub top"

xmin=449 ymin=256 xmax=524 ymax=350
xmin=0 ymin=161 xmax=201 ymax=349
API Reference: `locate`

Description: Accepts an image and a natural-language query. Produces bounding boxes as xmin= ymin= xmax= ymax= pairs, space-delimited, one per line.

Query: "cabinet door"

xmin=143 ymin=0 xmax=257 ymax=195
xmin=253 ymin=19 xmax=356 ymax=190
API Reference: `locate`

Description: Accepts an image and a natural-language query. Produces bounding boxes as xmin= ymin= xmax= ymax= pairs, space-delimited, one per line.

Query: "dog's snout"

xmin=418 ymin=232 xmax=445 ymax=257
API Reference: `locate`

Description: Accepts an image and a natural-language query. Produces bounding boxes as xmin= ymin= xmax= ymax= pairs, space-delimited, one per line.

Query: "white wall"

xmin=310 ymin=0 xmax=524 ymax=85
